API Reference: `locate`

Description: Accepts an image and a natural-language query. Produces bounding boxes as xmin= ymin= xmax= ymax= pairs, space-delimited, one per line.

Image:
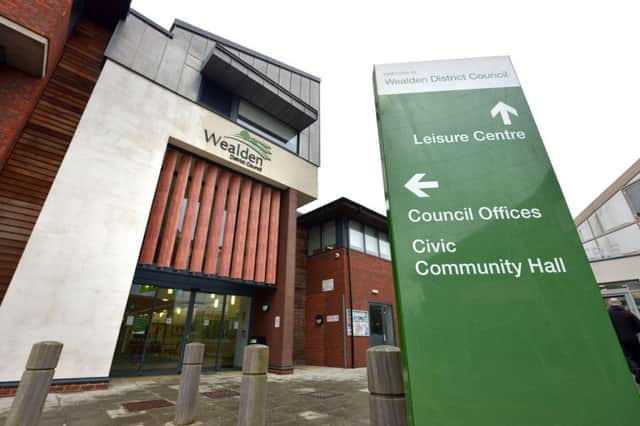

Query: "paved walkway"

xmin=0 ymin=366 xmax=369 ymax=425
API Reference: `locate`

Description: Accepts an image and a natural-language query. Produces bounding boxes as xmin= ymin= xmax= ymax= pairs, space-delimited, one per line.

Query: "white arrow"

xmin=405 ymin=173 xmax=439 ymax=198
xmin=490 ymin=101 xmax=518 ymax=125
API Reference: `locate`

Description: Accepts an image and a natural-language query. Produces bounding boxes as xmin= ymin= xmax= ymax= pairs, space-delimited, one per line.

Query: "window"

xmin=349 ymin=221 xmax=364 ymax=252
xmin=588 ymin=191 xmax=635 ymax=236
xmin=379 ymin=233 xmax=391 ymax=260
xmin=364 ymin=226 xmax=379 ymax=256
xmin=237 ymin=100 xmax=298 ymax=153
xmin=596 ymin=224 xmax=640 ymax=259
xmin=308 ymin=226 xmax=321 ymax=255
xmin=307 ymin=221 xmax=337 ymax=255
xmin=577 ymin=221 xmax=593 ymax=242
xmin=198 ymin=78 xmax=233 ymax=117
xmin=322 ymin=220 xmax=337 ymax=251
xmin=625 ymin=182 xmax=640 ymax=217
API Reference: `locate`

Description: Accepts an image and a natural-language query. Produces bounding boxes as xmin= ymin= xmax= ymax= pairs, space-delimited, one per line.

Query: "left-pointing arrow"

xmin=405 ymin=173 xmax=439 ymax=198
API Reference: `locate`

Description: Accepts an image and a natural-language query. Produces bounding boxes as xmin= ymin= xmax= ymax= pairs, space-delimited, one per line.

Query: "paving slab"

xmin=0 ymin=366 xmax=370 ymax=425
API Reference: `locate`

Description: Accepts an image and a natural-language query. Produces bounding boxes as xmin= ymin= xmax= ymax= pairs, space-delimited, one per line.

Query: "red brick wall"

xmin=302 ymin=244 xmax=398 ymax=368
xmin=347 ymin=250 xmax=399 ymax=368
xmin=0 ymin=0 xmax=73 ymax=169
xmin=293 ymin=227 xmax=308 ymax=363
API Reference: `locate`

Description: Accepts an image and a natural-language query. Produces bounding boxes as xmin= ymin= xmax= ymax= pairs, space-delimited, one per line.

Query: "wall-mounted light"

xmin=176 ymin=307 xmax=182 ymax=315
xmin=168 ymin=289 xmax=173 ymax=295
xmin=315 ymin=314 xmax=324 ymax=326
xmin=371 ymin=289 xmax=380 ymax=295
xmin=335 ymin=252 xmax=340 ymax=259
xmin=213 ymin=298 xmax=219 ymax=309
xmin=261 ymin=304 xmax=270 ymax=313
xmin=210 ymin=293 xmax=216 ymax=299
xmin=231 ymin=295 xmax=236 ymax=305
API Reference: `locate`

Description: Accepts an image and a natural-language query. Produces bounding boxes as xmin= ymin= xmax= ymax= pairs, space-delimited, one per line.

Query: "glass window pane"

xmin=237 ymin=100 xmax=298 ymax=153
xmin=583 ymin=240 xmax=601 ymax=261
xmin=111 ymin=284 xmax=157 ymax=373
xmin=349 ymin=221 xmax=364 ymax=252
xmin=308 ymin=226 xmax=321 ymax=255
xmin=625 ymin=182 xmax=640 ymax=217
xmin=142 ymin=288 xmax=191 ymax=371
xmin=379 ymin=232 xmax=391 ymax=260
xmin=589 ymin=192 xmax=635 ymax=236
xmin=322 ymin=220 xmax=337 ymax=251
xmin=577 ymin=221 xmax=593 ymax=242
xmin=596 ymin=224 xmax=640 ymax=259
xmin=365 ymin=226 xmax=379 ymax=256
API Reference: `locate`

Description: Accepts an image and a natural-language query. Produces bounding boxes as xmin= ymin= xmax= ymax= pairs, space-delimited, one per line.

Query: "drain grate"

xmin=121 ymin=398 xmax=174 ymax=412
xmin=305 ymin=390 xmax=343 ymax=400
xmin=202 ymin=389 xmax=240 ymax=399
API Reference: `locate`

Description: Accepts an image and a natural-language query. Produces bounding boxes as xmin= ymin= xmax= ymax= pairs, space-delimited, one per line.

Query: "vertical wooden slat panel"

xmin=242 ymin=183 xmax=263 ymax=281
xmin=174 ymin=159 xmax=205 ymax=270
xmin=203 ymin=171 xmax=230 ymax=274
xmin=189 ymin=165 xmax=218 ymax=272
xmin=139 ymin=149 xmax=178 ymax=264
xmin=217 ymin=175 xmax=242 ymax=277
xmin=254 ymin=187 xmax=272 ymax=283
xmin=156 ymin=154 xmax=192 ymax=267
xmin=265 ymin=190 xmax=281 ymax=284
xmin=230 ymin=179 xmax=253 ymax=279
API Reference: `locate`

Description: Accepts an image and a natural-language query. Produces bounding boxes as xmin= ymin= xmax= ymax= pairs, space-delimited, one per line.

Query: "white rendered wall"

xmin=0 ymin=60 xmax=317 ymax=381
xmin=591 ymin=255 xmax=640 ymax=284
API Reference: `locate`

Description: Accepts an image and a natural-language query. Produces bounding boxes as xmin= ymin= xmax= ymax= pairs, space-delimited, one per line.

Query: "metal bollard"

xmin=367 ymin=345 xmax=408 ymax=426
xmin=237 ymin=344 xmax=269 ymax=426
xmin=6 ymin=341 xmax=63 ymax=426
xmin=167 ymin=342 xmax=205 ymax=426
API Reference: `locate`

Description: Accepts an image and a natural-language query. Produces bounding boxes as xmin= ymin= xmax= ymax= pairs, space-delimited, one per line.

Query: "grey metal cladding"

xmin=289 ymin=73 xmax=301 ymax=98
xmin=309 ymin=80 xmax=320 ymax=109
xmin=106 ymin=15 xmax=147 ymax=66
xmin=299 ymin=128 xmax=310 ymax=158
xmin=266 ymin=63 xmax=280 ymax=83
xmin=188 ymin=35 xmax=207 ymax=59
xmin=185 ymin=54 xmax=202 ymax=71
xmin=278 ymin=69 xmax=291 ymax=92
xmin=107 ymin=12 xmax=321 ymax=165
xmin=177 ymin=64 xmax=202 ymax=100
xmin=155 ymin=27 xmax=191 ymax=91
xmin=309 ymin=121 xmax=320 ymax=164
xmin=300 ymin=78 xmax=311 ymax=104
xmin=253 ymin=57 xmax=268 ymax=75
xmin=131 ymin=26 xmax=168 ymax=78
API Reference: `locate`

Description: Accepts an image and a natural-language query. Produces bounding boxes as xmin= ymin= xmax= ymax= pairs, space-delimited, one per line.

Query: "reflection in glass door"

xmin=112 ymin=286 xmax=252 ymax=375
xmin=369 ymin=302 xmax=396 ymax=347
xmin=219 ymin=295 xmax=252 ymax=368
xmin=188 ymin=293 xmax=225 ymax=369
xmin=112 ymin=284 xmax=157 ymax=373
xmin=141 ymin=288 xmax=191 ymax=372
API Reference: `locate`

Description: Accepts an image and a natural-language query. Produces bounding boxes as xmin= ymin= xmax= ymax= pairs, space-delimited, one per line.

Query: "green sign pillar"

xmin=373 ymin=57 xmax=640 ymax=426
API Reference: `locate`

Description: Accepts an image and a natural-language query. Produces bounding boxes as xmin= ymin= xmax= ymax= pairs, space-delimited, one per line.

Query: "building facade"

xmin=0 ymin=2 xmax=320 ymax=389
xmin=295 ymin=198 xmax=399 ymax=368
xmin=575 ymin=159 xmax=640 ymax=315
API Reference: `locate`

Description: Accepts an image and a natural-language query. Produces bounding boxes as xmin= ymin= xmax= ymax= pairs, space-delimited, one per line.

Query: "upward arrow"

xmin=490 ymin=101 xmax=518 ymax=126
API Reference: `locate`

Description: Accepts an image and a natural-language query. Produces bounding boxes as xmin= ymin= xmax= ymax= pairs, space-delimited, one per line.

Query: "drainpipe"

xmin=346 ymin=245 xmax=355 ymax=369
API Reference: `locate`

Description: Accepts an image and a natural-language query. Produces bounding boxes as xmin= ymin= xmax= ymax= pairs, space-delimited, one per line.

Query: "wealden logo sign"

xmin=204 ymin=129 xmax=272 ymax=172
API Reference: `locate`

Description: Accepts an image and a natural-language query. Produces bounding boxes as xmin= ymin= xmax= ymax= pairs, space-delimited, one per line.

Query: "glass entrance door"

xmin=188 ymin=292 xmax=225 ymax=369
xmin=141 ymin=288 xmax=191 ymax=372
xmin=111 ymin=285 xmax=252 ymax=375
xmin=369 ymin=302 xmax=396 ymax=347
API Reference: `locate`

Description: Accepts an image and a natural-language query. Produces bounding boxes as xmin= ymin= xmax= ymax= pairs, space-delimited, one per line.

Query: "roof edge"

xmin=574 ymin=158 xmax=640 ymax=224
xmin=129 ymin=8 xmax=174 ymax=38
xmin=171 ymin=18 xmax=320 ymax=83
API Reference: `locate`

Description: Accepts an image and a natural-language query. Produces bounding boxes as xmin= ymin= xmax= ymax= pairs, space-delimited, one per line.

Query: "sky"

xmin=131 ymin=0 xmax=639 ymax=217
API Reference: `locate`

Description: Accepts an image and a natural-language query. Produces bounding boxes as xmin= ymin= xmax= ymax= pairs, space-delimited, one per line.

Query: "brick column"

xmin=255 ymin=188 xmax=297 ymax=374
